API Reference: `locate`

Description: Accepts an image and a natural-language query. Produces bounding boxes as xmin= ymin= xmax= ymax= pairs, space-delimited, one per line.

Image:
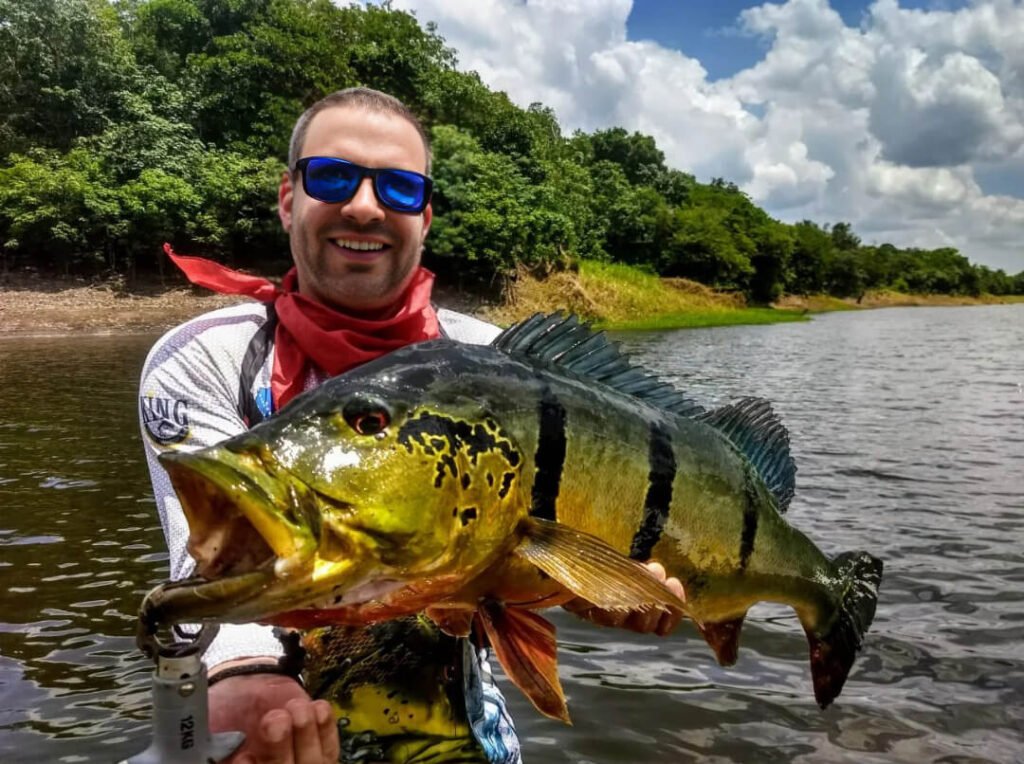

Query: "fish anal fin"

xmin=425 ymin=606 xmax=475 ymax=638
xmin=697 ymin=616 xmax=745 ymax=666
xmin=476 ymin=602 xmax=571 ymax=724
xmin=514 ymin=518 xmax=686 ymax=614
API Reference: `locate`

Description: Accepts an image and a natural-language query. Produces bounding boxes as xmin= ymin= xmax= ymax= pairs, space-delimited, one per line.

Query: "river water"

xmin=0 ymin=304 xmax=1021 ymax=763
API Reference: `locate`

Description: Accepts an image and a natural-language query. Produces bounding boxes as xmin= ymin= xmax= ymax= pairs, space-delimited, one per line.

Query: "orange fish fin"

xmin=515 ymin=518 xmax=686 ymax=613
xmin=697 ymin=615 xmax=745 ymax=666
xmin=476 ymin=601 xmax=571 ymax=724
xmin=425 ymin=606 xmax=475 ymax=637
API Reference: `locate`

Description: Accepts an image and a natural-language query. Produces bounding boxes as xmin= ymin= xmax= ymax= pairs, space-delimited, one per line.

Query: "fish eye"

xmin=342 ymin=396 xmax=392 ymax=436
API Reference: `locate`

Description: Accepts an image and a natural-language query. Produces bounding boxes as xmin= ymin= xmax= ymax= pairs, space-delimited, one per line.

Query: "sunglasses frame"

xmin=293 ymin=156 xmax=433 ymax=214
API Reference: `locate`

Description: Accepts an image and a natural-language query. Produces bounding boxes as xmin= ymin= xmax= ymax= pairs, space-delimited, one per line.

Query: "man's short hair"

xmin=288 ymin=87 xmax=432 ymax=175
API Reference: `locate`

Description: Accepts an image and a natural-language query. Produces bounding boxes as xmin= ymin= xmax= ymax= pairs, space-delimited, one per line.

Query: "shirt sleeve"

xmin=139 ymin=308 xmax=283 ymax=668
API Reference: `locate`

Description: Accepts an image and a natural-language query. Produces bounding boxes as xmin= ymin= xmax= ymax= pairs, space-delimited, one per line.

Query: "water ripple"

xmin=1 ymin=309 xmax=1023 ymax=761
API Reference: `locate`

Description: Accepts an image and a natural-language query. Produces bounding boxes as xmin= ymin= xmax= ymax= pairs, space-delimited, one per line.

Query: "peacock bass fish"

xmin=143 ymin=312 xmax=883 ymax=722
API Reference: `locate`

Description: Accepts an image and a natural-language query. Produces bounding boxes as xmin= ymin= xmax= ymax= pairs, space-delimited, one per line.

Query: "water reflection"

xmin=1 ymin=306 xmax=1022 ymax=762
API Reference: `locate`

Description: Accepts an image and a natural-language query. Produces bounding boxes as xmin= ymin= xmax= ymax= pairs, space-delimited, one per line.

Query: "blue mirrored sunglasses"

xmin=294 ymin=156 xmax=432 ymax=214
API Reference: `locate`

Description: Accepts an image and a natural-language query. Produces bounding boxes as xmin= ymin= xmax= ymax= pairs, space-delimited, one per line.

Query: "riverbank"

xmin=2 ymin=266 xmax=1021 ymax=337
xmin=0 ymin=277 xmax=247 ymax=337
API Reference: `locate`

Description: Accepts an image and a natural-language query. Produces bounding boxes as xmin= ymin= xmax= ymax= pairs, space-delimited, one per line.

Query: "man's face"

xmin=278 ymin=105 xmax=432 ymax=314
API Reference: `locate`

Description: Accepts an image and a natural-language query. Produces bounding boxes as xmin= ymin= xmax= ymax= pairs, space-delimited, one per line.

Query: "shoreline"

xmin=1 ymin=277 xmax=1021 ymax=339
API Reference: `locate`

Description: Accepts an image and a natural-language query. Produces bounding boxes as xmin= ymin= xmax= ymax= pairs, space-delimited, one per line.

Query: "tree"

xmin=186 ymin=0 xmax=356 ymax=158
xmin=829 ymin=221 xmax=861 ymax=252
xmin=427 ymin=125 xmax=575 ymax=290
xmin=128 ymin=0 xmax=212 ymax=80
xmin=786 ymin=221 xmax=834 ymax=294
xmin=586 ymin=127 xmax=666 ymax=186
xmin=748 ymin=220 xmax=794 ymax=303
xmin=661 ymin=205 xmax=753 ymax=288
xmin=0 ymin=148 xmax=121 ymax=273
xmin=0 ymin=0 xmax=139 ymax=155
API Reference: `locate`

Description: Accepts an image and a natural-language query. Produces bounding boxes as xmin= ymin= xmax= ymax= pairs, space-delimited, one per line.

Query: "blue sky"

xmin=390 ymin=1 xmax=1023 ymax=273
xmin=625 ymin=0 xmax=973 ymax=80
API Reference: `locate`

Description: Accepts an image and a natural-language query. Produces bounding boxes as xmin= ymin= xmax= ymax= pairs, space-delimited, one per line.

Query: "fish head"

xmin=155 ymin=350 xmax=529 ymax=625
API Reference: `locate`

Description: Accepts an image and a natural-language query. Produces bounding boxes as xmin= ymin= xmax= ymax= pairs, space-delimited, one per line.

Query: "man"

xmin=140 ymin=87 xmax=684 ymax=764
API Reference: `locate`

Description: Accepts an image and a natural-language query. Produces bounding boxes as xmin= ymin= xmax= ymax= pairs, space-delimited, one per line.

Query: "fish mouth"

xmin=154 ymin=446 xmax=372 ymax=626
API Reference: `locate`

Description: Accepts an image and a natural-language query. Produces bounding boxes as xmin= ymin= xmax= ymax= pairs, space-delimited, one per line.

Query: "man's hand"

xmin=561 ymin=561 xmax=686 ymax=637
xmin=208 ymin=665 xmax=339 ymax=764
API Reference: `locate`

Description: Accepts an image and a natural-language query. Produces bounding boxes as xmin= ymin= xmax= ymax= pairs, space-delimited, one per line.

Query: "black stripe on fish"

xmin=530 ymin=387 xmax=566 ymax=521
xmin=739 ymin=472 xmax=760 ymax=571
xmin=630 ymin=420 xmax=676 ymax=560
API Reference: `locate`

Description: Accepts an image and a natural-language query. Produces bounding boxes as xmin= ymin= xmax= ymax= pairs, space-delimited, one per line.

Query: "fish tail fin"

xmin=805 ymin=551 xmax=883 ymax=709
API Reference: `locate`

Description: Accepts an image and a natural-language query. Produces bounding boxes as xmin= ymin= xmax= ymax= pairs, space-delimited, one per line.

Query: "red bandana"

xmin=164 ymin=243 xmax=440 ymax=411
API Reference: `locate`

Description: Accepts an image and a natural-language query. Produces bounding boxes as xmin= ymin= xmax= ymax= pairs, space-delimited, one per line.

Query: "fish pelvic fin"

xmin=806 ymin=551 xmax=884 ymax=709
xmin=476 ymin=601 xmax=571 ymax=724
xmin=514 ymin=518 xmax=687 ymax=613
xmin=697 ymin=616 xmax=746 ymax=666
xmin=425 ymin=606 xmax=475 ymax=638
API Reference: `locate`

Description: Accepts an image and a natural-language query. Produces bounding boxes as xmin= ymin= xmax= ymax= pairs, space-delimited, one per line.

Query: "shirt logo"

xmin=140 ymin=395 xmax=190 ymax=445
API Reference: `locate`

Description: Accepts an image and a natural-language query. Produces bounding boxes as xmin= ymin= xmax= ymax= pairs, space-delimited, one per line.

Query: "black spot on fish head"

xmin=498 ymin=472 xmax=516 ymax=499
xmin=459 ymin=507 xmax=478 ymax=526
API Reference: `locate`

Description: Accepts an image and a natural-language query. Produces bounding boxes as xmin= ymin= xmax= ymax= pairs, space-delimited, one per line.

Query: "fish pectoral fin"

xmin=514 ymin=518 xmax=686 ymax=613
xmin=475 ymin=601 xmax=570 ymax=724
xmin=425 ymin=606 xmax=475 ymax=637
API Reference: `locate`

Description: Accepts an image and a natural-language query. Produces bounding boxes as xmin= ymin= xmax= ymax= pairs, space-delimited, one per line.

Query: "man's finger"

xmin=624 ymin=608 xmax=660 ymax=634
xmin=664 ymin=575 xmax=685 ymax=601
xmin=644 ymin=561 xmax=667 ymax=582
xmin=313 ymin=701 xmax=340 ymax=763
xmin=285 ymin=698 xmax=323 ymax=763
xmin=258 ymin=709 xmax=295 ymax=764
xmin=655 ymin=609 xmax=683 ymax=637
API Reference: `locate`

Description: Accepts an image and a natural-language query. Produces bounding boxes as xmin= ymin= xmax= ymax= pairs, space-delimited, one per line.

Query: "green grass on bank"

xmin=484 ymin=260 xmax=809 ymax=330
xmin=482 ymin=260 xmax=1023 ymax=331
xmin=597 ymin=307 xmax=808 ymax=331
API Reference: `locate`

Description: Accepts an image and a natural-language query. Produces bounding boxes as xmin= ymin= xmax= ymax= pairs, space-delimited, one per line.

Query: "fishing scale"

xmin=120 ymin=589 xmax=244 ymax=764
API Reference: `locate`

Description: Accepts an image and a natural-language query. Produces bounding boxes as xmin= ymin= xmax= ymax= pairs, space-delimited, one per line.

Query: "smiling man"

xmin=282 ymin=101 xmax=433 ymax=314
xmin=139 ymin=87 xmax=683 ymax=764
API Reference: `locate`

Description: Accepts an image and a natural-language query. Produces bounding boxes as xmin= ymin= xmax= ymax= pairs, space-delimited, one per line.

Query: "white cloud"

xmin=389 ymin=0 xmax=1024 ymax=273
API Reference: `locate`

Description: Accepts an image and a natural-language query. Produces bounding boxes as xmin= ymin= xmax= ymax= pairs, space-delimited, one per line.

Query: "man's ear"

xmin=421 ymin=201 xmax=432 ymax=241
xmin=278 ymin=171 xmax=294 ymax=232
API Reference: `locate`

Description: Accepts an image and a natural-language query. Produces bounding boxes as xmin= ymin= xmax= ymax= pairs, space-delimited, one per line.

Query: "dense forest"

xmin=1 ymin=0 xmax=1021 ymax=300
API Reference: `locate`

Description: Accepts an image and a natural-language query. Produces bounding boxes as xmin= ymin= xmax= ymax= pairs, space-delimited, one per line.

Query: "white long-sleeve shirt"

xmin=139 ymin=301 xmax=520 ymax=762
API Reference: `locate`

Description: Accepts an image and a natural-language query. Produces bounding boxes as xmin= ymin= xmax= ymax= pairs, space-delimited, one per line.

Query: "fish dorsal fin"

xmin=475 ymin=602 xmax=570 ymax=723
xmin=698 ymin=397 xmax=796 ymax=512
xmin=492 ymin=312 xmax=704 ymax=418
xmin=514 ymin=518 xmax=687 ymax=613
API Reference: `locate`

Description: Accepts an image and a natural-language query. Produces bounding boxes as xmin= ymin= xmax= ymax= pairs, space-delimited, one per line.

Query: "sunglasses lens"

xmin=304 ymin=158 xmax=360 ymax=202
xmin=377 ymin=170 xmax=427 ymax=212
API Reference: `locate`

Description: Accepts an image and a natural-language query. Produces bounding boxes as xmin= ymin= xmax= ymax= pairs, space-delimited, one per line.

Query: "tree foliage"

xmin=0 ymin=0 xmax=1018 ymax=296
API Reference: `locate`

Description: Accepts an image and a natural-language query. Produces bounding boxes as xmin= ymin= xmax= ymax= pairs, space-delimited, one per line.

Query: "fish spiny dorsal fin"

xmin=492 ymin=312 xmax=705 ymax=418
xmin=697 ymin=397 xmax=796 ymax=512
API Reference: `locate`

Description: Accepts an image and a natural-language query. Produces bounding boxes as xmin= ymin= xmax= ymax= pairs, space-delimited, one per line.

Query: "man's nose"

xmin=340 ymin=177 xmax=385 ymax=223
